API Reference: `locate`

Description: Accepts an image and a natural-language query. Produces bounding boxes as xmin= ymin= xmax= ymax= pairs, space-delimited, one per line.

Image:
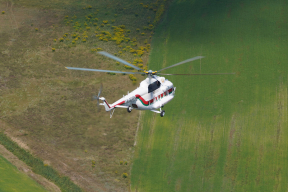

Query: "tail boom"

xmin=99 ymin=97 xmax=114 ymax=111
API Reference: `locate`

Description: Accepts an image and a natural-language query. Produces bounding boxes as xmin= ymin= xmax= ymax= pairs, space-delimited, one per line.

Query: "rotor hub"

xmin=144 ymin=70 xmax=157 ymax=75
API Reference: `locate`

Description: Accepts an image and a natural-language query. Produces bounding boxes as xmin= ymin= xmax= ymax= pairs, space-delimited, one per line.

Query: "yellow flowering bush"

xmin=2 ymin=11 xmax=5 ymax=14
xmin=59 ymin=38 xmax=64 ymax=42
xmin=137 ymin=49 xmax=144 ymax=56
xmin=129 ymin=75 xmax=137 ymax=81
xmin=103 ymin=20 xmax=108 ymax=24
xmin=125 ymin=65 xmax=134 ymax=70
xmin=35 ymin=28 xmax=39 ymax=31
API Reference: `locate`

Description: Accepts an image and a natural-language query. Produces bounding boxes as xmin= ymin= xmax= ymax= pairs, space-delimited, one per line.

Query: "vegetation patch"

xmin=0 ymin=132 xmax=82 ymax=192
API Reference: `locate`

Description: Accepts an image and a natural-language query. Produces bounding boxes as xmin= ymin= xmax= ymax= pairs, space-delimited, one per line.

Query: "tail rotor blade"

xmin=92 ymin=83 xmax=103 ymax=112
xmin=98 ymin=83 xmax=103 ymax=98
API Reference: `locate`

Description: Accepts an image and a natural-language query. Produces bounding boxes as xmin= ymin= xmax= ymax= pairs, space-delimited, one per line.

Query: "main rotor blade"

xmin=157 ymin=56 xmax=204 ymax=72
xmin=98 ymin=51 xmax=143 ymax=71
xmin=158 ymin=73 xmax=235 ymax=76
xmin=66 ymin=67 xmax=145 ymax=75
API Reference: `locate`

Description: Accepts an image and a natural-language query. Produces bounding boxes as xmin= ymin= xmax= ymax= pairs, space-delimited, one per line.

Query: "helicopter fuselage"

xmin=101 ymin=75 xmax=176 ymax=112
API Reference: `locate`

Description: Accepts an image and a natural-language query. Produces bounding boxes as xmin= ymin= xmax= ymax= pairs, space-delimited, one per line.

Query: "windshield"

xmin=148 ymin=80 xmax=161 ymax=93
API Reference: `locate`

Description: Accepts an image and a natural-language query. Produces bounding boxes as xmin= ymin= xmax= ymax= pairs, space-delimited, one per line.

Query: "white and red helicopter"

xmin=66 ymin=51 xmax=233 ymax=118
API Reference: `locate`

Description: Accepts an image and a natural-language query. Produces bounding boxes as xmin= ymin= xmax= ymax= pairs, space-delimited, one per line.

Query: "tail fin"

xmin=99 ymin=97 xmax=113 ymax=111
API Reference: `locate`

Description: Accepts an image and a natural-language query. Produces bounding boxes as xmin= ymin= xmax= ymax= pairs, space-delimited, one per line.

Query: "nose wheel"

xmin=127 ymin=106 xmax=132 ymax=113
xmin=160 ymin=110 xmax=165 ymax=117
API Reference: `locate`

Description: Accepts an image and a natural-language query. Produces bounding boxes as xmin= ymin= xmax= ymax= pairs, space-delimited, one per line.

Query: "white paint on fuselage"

xmin=109 ymin=76 xmax=175 ymax=110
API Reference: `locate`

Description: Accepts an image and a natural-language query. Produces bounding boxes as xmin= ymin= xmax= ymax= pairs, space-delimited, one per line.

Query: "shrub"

xmin=136 ymin=28 xmax=140 ymax=32
xmin=103 ymin=20 xmax=108 ymax=24
xmin=53 ymin=39 xmax=57 ymax=42
xmin=129 ymin=74 xmax=137 ymax=81
xmin=52 ymin=48 xmax=56 ymax=52
xmin=87 ymin=5 xmax=92 ymax=9
xmin=82 ymin=38 xmax=86 ymax=42
xmin=119 ymin=25 xmax=125 ymax=29
xmin=122 ymin=173 xmax=128 ymax=178
xmin=35 ymin=28 xmax=38 ymax=31
xmin=125 ymin=65 xmax=134 ymax=70
xmin=59 ymin=38 xmax=64 ymax=42
xmin=124 ymin=161 xmax=128 ymax=165
xmin=92 ymin=160 xmax=95 ymax=168
xmin=116 ymin=62 xmax=120 ymax=65
xmin=2 ymin=11 xmax=5 ymax=14
xmin=141 ymin=32 xmax=145 ymax=36
xmin=120 ymin=161 xmax=123 ymax=165
xmin=86 ymin=27 xmax=90 ymax=30
xmin=101 ymin=24 xmax=104 ymax=27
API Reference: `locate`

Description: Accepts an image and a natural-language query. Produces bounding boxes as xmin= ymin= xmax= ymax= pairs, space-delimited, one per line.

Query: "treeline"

xmin=0 ymin=132 xmax=82 ymax=192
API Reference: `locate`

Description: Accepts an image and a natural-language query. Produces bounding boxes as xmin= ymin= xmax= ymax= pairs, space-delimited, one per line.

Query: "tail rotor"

xmin=92 ymin=83 xmax=103 ymax=111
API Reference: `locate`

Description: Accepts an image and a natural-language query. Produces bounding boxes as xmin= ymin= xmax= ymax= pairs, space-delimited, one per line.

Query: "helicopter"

xmin=66 ymin=51 xmax=234 ymax=118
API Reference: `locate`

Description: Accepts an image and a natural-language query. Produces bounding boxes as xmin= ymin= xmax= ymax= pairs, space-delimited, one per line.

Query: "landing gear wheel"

xmin=160 ymin=110 xmax=165 ymax=117
xmin=127 ymin=106 xmax=132 ymax=113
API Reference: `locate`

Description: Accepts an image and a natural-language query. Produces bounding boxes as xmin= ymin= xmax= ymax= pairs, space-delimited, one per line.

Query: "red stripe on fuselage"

xmin=112 ymin=100 xmax=125 ymax=108
xmin=135 ymin=94 xmax=149 ymax=105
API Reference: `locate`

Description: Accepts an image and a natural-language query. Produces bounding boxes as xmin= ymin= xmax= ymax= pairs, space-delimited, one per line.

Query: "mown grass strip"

xmin=0 ymin=132 xmax=82 ymax=192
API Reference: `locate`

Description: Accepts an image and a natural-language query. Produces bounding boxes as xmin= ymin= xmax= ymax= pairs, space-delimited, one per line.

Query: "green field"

xmin=131 ymin=0 xmax=288 ymax=191
xmin=0 ymin=155 xmax=47 ymax=192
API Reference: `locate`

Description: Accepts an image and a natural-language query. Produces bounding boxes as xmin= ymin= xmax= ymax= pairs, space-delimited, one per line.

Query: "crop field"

xmin=0 ymin=155 xmax=47 ymax=192
xmin=0 ymin=0 xmax=171 ymax=191
xmin=131 ymin=0 xmax=288 ymax=191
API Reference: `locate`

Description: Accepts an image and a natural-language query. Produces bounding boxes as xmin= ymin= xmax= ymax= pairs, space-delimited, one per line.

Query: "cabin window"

xmin=148 ymin=80 xmax=161 ymax=93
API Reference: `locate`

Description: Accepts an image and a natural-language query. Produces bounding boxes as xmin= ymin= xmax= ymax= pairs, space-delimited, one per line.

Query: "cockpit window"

xmin=148 ymin=80 xmax=161 ymax=93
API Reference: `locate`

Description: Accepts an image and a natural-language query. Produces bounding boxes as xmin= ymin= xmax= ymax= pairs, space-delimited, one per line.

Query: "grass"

xmin=131 ymin=0 xmax=288 ymax=191
xmin=0 ymin=132 xmax=82 ymax=192
xmin=0 ymin=0 xmax=171 ymax=191
xmin=0 ymin=155 xmax=47 ymax=192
